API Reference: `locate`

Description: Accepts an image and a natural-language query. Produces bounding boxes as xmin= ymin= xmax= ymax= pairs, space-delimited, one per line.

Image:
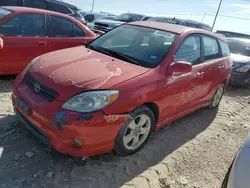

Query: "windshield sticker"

xmin=0 ymin=9 xmax=11 ymax=15
xmin=153 ymin=31 xmax=175 ymax=38
xmin=150 ymin=55 xmax=158 ymax=59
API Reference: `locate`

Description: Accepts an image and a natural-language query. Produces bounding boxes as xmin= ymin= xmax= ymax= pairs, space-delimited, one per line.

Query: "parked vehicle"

xmin=221 ymin=133 xmax=250 ymax=188
xmin=93 ymin=13 xmax=150 ymax=32
xmin=0 ymin=7 xmax=96 ymax=75
xmin=87 ymin=15 xmax=117 ymax=30
xmin=147 ymin=17 xmax=212 ymax=31
xmin=12 ymin=21 xmax=232 ymax=157
xmin=227 ymin=38 xmax=250 ymax=87
xmin=0 ymin=0 xmax=87 ymax=24
xmin=217 ymin=30 xmax=250 ymax=39
xmin=80 ymin=11 xmax=116 ymax=23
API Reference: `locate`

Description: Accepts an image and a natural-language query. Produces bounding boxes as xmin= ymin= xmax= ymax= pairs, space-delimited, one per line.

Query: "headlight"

xmin=21 ymin=56 xmax=39 ymax=78
xmin=236 ymin=65 xmax=250 ymax=73
xmin=62 ymin=90 xmax=119 ymax=113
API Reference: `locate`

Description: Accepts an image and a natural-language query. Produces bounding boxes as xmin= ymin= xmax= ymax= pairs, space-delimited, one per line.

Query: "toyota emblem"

xmin=34 ymin=83 xmax=41 ymax=93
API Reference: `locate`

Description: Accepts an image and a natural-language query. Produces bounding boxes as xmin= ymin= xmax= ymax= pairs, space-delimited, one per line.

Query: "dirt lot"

xmin=0 ymin=77 xmax=250 ymax=188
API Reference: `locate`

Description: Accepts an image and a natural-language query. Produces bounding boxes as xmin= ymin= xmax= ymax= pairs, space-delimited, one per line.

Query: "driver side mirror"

xmin=0 ymin=37 xmax=3 ymax=50
xmin=168 ymin=61 xmax=192 ymax=76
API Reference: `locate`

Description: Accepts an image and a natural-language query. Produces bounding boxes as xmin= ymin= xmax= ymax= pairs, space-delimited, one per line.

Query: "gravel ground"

xmin=0 ymin=76 xmax=250 ymax=188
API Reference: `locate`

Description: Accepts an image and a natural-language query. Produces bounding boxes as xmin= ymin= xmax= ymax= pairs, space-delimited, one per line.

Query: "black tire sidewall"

xmin=209 ymin=84 xmax=225 ymax=108
xmin=114 ymin=105 xmax=156 ymax=156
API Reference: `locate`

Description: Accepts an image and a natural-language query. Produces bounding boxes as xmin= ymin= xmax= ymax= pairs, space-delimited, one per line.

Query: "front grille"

xmin=25 ymin=73 xmax=59 ymax=102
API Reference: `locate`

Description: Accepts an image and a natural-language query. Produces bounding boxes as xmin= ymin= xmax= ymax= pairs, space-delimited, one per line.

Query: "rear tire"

xmin=114 ymin=105 xmax=155 ymax=156
xmin=209 ymin=83 xmax=225 ymax=108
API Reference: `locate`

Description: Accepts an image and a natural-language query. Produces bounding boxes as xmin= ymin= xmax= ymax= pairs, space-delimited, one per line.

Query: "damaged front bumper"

xmin=12 ymin=91 xmax=129 ymax=157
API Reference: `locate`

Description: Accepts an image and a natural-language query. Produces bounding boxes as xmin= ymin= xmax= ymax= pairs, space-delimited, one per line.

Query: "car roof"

xmin=128 ymin=21 xmax=226 ymax=41
xmin=2 ymin=6 xmax=73 ymax=18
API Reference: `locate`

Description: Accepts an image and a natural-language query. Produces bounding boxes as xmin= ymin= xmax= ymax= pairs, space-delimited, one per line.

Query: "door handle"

xmin=196 ymin=72 xmax=204 ymax=77
xmin=219 ymin=65 xmax=225 ymax=69
xmin=37 ymin=41 xmax=47 ymax=45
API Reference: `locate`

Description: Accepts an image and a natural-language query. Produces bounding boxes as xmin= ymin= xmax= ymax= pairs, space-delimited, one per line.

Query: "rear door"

xmin=200 ymin=35 xmax=223 ymax=101
xmin=0 ymin=13 xmax=49 ymax=74
xmin=47 ymin=15 xmax=89 ymax=52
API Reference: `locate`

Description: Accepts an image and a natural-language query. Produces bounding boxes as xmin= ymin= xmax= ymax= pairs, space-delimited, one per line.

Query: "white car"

xmin=222 ymin=133 xmax=250 ymax=188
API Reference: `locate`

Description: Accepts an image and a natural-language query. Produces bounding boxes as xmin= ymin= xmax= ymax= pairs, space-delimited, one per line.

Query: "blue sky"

xmin=66 ymin=0 xmax=250 ymax=34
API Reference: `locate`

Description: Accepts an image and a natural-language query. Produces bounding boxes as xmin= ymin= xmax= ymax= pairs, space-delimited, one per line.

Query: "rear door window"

xmin=202 ymin=36 xmax=220 ymax=61
xmin=50 ymin=15 xmax=74 ymax=37
xmin=24 ymin=0 xmax=47 ymax=9
xmin=176 ymin=35 xmax=201 ymax=65
xmin=0 ymin=13 xmax=46 ymax=36
xmin=218 ymin=40 xmax=230 ymax=57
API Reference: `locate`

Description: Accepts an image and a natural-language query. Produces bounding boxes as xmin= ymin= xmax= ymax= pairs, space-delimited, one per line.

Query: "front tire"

xmin=209 ymin=83 xmax=225 ymax=108
xmin=114 ymin=105 xmax=155 ymax=156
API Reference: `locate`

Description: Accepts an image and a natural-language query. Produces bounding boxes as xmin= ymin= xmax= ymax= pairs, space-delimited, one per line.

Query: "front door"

xmin=47 ymin=15 xmax=90 ymax=52
xmin=174 ymin=34 xmax=207 ymax=113
xmin=0 ymin=13 xmax=49 ymax=75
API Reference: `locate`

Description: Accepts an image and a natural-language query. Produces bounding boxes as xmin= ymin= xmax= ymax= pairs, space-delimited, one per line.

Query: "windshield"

xmin=117 ymin=13 xmax=143 ymax=22
xmin=227 ymin=39 xmax=250 ymax=57
xmin=87 ymin=25 xmax=178 ymax=68
xmin=0 ymin=8 xmax=12 ymax=20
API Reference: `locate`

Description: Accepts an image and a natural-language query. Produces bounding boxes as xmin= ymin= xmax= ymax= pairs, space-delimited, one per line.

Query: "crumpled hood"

xmin=29 ymin=46 xmax=149 ymax=101
xmin=231 ymin=53 xmax=250 ymax=64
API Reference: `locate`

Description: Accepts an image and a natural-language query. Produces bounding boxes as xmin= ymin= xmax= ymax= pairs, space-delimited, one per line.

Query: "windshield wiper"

xmin=87 ymin=45 xmax=141 ymax=66
xmin=105 ymin=49 xmax=141 ymax=66
xmin=86 ymin=45 xmax=112 ymax=56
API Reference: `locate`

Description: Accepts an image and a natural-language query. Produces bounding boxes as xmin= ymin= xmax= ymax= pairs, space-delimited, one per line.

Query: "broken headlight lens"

xmin=236 ymin=65 xmax=250 ymax=73
xmin=62 ymin=90 xmax=119 ymax=113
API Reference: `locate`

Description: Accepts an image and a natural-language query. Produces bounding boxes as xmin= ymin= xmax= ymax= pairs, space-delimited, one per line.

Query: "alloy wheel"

xmin=123 ymin=114 xmax=151 ymax=150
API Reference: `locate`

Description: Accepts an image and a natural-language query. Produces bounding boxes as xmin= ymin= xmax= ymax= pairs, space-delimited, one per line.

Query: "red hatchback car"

xmin=12 ymin=22 xmax=232 ymax=157
xmin=0 ymin=7 xmax=96 ymax=75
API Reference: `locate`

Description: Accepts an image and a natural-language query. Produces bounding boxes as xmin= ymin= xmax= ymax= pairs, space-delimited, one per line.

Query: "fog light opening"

xmin=74 ymin=138 xmax=83 ymax=147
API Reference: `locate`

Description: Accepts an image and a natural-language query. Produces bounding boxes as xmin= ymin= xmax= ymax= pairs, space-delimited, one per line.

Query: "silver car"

xmin=222 ymin=133 xmax=250 ymax=188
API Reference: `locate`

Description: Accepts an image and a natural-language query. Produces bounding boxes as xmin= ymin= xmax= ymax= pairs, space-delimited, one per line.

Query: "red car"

xmin=0 ymin=7 xmax=96 ymax=75
xmin=12 ymin=22 xmax=232 ymax=157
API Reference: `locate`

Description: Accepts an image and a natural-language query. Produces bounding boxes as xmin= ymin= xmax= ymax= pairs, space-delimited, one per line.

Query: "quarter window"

xmin=50 ymin=16 xmax=74 ymax=37
xmin=0 ymin=13 xmax=45 ymax=36
xmin=219 ymin=40 xmax=230 ymax=57
xmin=203 ymin=36 xmax=220 ymax=61
xmin=176 ymin=35 xmax=201 ymax=65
